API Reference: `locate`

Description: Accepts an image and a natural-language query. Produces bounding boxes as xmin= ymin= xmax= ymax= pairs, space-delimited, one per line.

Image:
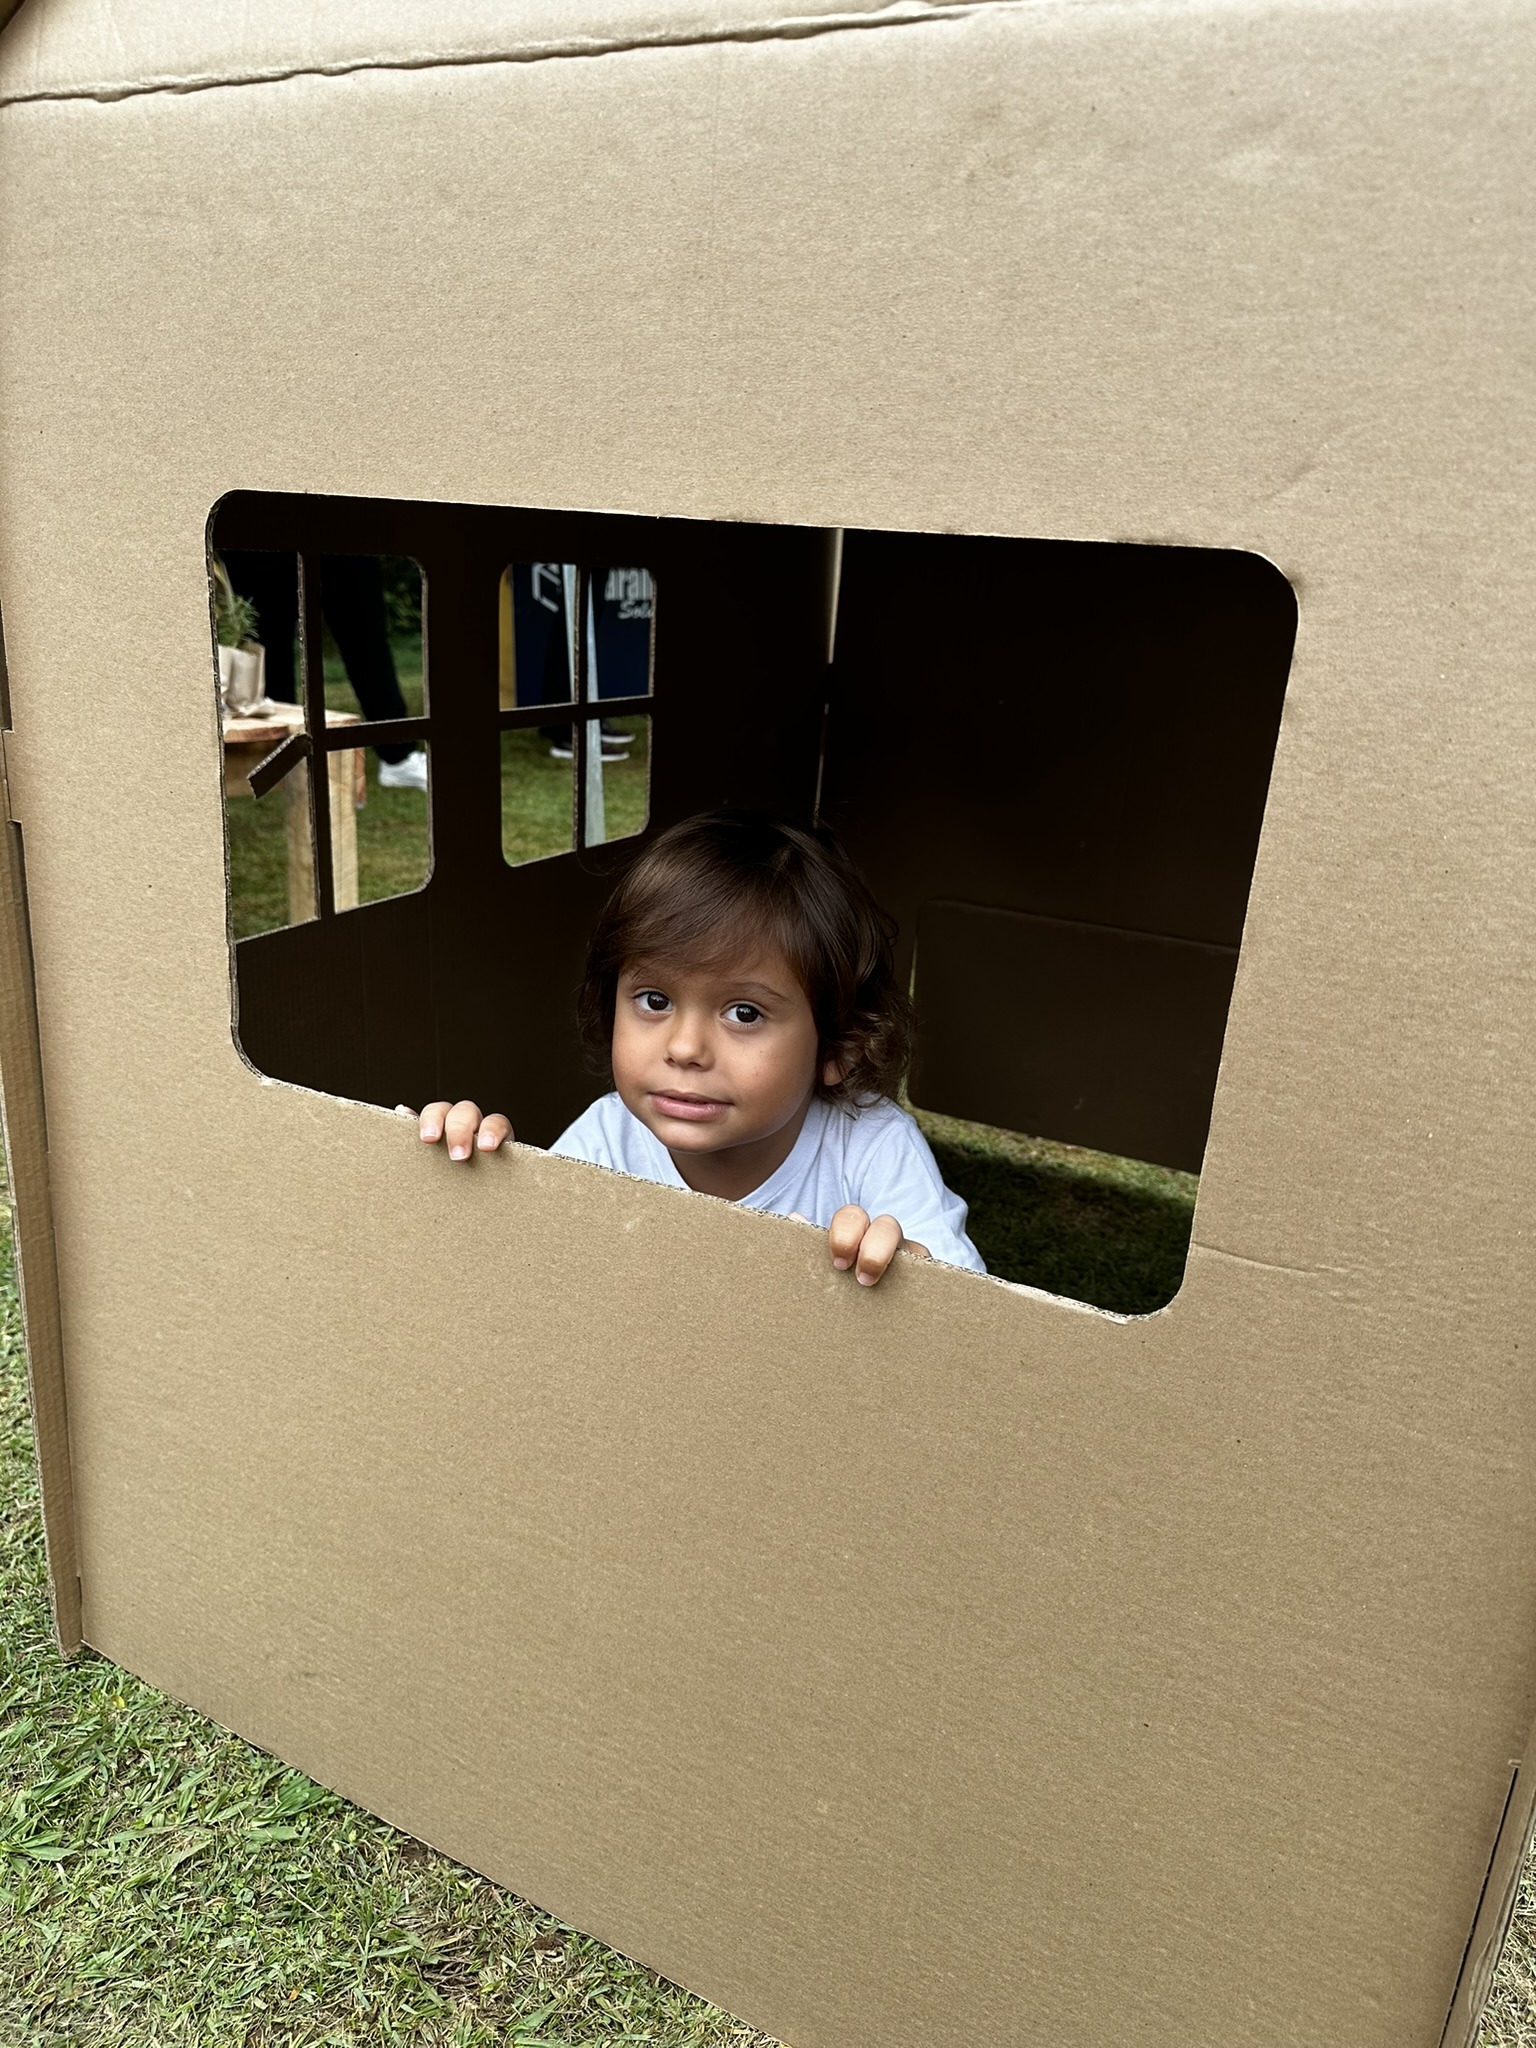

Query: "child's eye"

xmin=727 ymin=1003 xmax=764 ymax=1026
xmin=635 ymin=989 xmax=671 ymax=1014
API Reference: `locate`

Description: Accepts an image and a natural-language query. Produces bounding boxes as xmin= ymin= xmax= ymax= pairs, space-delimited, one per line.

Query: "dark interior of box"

xmin=211 ymin=493 xmax=1295 ymax=1175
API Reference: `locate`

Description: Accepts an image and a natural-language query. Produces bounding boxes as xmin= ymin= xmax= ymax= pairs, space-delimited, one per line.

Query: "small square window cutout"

xmin=216 ymin=549 xmax=429 ymax=936
xmin=498 ymin=561 xmax=653 ymax=865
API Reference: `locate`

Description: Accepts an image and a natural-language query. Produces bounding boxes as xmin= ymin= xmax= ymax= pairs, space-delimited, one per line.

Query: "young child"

xmin=418 ymin=811 xmax=985 ymax=1285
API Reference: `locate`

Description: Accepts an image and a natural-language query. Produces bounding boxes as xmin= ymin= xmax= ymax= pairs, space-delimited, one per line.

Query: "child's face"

xmin=611 ymin=946 xmax=826 ymax=1161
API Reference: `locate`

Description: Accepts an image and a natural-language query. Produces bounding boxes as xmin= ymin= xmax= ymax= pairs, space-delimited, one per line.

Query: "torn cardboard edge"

xmin=0 ymin=0 xmax=984 ymax=109
xmin=0 ymin=716 xmax=82 ymax=1655
xmin=246 ymin=729 xmax=307 ymax=799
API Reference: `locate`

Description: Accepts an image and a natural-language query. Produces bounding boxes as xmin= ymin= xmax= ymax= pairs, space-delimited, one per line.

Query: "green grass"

xmin=498 ymin=719 xmax=650 ymax=870
xmin=226 ymin=650 xmax=652 ymax=942
xmin=910 ymin=1106 xmax=1198 ymax=1314
xmin=1485 ymin=1871 xmax=1536 ymax=2048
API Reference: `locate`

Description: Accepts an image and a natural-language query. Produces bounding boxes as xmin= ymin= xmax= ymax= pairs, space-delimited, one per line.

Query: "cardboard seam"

xmin=0 ymin=0 xmax=1018 ymax=109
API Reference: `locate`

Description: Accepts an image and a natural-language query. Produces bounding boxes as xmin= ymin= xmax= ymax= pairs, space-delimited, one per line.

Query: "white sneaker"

xmin=377 ymin=750 xmax=428 ymax=792
xmin=547 ymin=740 xmax=629 ymax=763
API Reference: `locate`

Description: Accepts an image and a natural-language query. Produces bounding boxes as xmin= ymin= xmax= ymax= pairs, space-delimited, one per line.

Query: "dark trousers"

xmin=519 ymin=572 xmax=646 ymax=750
xmin=222 ymin=552 xmax=412 ymax=765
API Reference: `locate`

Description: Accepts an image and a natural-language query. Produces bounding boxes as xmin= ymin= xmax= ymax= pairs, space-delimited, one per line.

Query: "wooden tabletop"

xmin=222 ymin=705 xmax=361 ymax=745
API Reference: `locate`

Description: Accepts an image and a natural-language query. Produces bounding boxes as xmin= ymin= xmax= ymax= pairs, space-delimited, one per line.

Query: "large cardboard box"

xmin=0 ymin=3 xmax=1531 ymax=2044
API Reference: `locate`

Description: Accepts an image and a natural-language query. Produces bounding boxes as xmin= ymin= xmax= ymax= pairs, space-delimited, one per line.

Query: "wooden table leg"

xmin=329 ymin=748 xmax=360 ymax=912
xmin=283 ymin=753 xmax=360 ymax=922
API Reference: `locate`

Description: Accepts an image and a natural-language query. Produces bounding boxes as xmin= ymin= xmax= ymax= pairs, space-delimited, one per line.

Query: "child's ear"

xmin=821 ymin=1054 xmax=846 ymax=1088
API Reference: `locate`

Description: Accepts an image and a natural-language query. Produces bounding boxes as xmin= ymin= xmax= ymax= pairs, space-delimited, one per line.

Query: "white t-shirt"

xmin=550 ymin=1092 xmax=986 ymax=1274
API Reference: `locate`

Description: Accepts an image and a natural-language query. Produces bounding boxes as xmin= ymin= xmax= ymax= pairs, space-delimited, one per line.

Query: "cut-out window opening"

xmin=211 ymin=494 xmax=1294 ymax=1318
xmin=218 ymin=551 xmax=429 ymax=938
xmin=497 ymin=563 xmax=654 ymax=867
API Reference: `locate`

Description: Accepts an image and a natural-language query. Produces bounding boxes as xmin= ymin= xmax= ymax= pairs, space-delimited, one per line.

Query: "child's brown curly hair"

xmin=577 ymin=810 xmax=912 ymax=1107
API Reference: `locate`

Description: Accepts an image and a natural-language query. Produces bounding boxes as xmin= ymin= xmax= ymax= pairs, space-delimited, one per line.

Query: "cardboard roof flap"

xmin=0 ymin=2 xmax=1533 ymax=2046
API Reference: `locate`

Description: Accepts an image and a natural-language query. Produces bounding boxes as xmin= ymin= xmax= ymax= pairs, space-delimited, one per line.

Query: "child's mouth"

xmin=650 ymin=1091 xmax=730 ymax=1122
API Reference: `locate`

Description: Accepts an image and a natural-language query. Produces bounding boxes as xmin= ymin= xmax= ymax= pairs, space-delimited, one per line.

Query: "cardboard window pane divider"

xmin=249 ymin=701 xmax=654 ymax=797
xmin=571 ymin=562 xmax=593 ymax=850
xmin=504 ymin=694 xmax=652 ymax=731
xmin=297 ymin=555 xmax=335 ymax=921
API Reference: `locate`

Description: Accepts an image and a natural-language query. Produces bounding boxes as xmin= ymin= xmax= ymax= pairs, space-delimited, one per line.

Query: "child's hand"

xmin=412 ymin=1100 xmax=514 ymax=1161
xmin=827 ymin=1205 xmax=931 ymax=1286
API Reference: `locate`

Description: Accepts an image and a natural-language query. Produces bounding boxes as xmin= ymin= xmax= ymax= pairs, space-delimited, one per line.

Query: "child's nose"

xmin=665 ymin=1011 xmax=710 ymax=1063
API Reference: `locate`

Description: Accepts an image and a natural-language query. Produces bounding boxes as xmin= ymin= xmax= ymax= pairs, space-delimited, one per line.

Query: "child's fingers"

xmin=829 ymin=1205 xmax=870 ymax=1270
xmin=476 ymin=1113 xmax=514 ymax=1151
xmin=442 ymin=1100 xmax=485 ymax=1161
xmin=418 ymin=1101 xmax=452 ymax=1144
xmin=855 ymin=1214 xmax=905 ymax=1286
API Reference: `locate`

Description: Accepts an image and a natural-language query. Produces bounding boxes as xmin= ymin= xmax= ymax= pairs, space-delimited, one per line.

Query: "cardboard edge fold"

xmin=0 ymin=719 xmax=83 ymax=1655
xmin=1440 ymin=1738 xmax=1536 ymax=2048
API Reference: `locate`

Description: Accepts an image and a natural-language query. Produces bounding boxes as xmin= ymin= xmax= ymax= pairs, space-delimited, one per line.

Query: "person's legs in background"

xmin=593 ymin=566 xmax=653 ymax=760
xmin=535 ymin=597 xmax=574 ymax=757
xmin=512 ymin=563 xmax=631 ymax=763
xmin=221 ymin=551 xmax=426 ymax=791
xmin=320 ymin=554 xmax=426 ymax=791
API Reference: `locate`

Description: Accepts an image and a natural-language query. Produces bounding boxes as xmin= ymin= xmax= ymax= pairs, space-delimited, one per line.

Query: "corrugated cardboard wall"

xmin=0 ymin=4 xmax=1532 ymax=2046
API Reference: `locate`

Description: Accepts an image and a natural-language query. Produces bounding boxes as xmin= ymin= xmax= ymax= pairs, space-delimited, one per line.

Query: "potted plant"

xmin=211 ymin=556 xmax=274 ymax=716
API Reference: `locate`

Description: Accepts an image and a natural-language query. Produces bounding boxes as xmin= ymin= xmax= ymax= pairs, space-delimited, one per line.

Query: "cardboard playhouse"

xmin=0 ymin=1 xmax=1530 ymax=2043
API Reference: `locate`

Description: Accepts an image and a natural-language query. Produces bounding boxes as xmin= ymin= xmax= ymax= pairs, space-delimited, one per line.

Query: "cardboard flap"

xmin=1441 ymin=1743 xmax=1536 ymax=2048
xmin=0 ymin=724 xmax=80 ymax=1652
